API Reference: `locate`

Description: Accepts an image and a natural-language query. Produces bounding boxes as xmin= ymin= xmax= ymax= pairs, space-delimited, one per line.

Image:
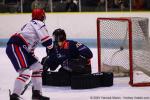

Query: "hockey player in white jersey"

xmin=6 ymin=8 xmax=51 ymax=100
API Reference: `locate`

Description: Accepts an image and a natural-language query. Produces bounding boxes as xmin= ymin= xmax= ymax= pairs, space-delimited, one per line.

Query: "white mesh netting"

xmin=97 ymin=17 xmax=150 ymax=85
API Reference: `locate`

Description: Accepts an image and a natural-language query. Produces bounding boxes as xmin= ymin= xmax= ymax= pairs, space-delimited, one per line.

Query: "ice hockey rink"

xmin=0 ymin=47 xmax=150 ymax=100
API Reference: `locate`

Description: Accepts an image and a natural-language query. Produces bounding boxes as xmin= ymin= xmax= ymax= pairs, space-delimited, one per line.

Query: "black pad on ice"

xmin=71 ymin=72 xmax=113 ymax=89
xmin=42 ymin=71 xmax=71 ymax=86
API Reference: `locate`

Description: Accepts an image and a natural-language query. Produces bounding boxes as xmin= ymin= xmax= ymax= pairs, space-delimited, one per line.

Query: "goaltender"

xmin=41 ymin=28 xmax=93 ymax=85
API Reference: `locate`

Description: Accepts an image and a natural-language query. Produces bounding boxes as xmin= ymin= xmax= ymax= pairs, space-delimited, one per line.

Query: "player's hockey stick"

xmin=21 ymin=81 xmax=32 ymax=95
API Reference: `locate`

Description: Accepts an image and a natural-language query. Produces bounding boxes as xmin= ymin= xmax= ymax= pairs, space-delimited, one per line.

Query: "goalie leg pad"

xmin=71 ymin=72 xmax=113 ymax=89
xmin=71 ymin=74 xmax=98 ymax=89
xmin=42 ymin=71 xmax=71 ymax=86
xmin=93 ymin=72 xmax=113 ymax=87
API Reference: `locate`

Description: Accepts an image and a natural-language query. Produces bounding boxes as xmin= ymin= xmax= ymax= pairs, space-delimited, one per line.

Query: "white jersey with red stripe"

xmin=18 ymin=20 xmax=52 ymax=52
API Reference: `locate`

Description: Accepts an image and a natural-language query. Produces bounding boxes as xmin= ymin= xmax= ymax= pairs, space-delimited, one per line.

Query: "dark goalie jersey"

xmin=42 ymin=40 xmax=93 ymax=73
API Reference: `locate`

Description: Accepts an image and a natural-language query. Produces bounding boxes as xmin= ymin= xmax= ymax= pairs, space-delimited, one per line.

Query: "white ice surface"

xmin=0 ymin=47 xmax=150 ymax=100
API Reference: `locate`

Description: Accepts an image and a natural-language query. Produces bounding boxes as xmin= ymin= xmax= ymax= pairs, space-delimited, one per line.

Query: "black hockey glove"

xmin=62 ymin=56 xmax=87 ymax=73
xmin=46 ymin=47 xmax=56 ymax=55
xmin=46 ymin=41 xmax=59 ymax=55
xmin=41 ymin=56 xmax=50 ymax=71
xmin=41 ymin=54 xmax=60 ymax=71
xmin=41 ymin=56 xmax=48 ymax=65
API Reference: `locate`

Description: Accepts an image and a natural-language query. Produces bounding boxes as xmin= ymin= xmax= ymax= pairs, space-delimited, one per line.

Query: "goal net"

xmin=97 ymin=17 xmax=150 ymax=86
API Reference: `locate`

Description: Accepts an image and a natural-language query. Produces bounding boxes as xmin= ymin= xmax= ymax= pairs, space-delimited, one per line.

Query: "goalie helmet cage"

xmin=97 ymin=17 xmax=150 ymax=87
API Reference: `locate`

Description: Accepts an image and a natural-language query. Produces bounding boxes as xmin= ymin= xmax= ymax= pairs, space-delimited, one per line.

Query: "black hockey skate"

xmin=9 ymin=90 xmax=22 ymax=100
xmin=32 ymin=90 xmax=50 ymax=100
xmin=10 ymin=93 xmax=20 ymax=100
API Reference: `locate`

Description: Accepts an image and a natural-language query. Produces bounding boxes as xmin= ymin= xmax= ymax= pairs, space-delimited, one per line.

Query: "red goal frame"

xmin=97 ymin=17 xmax=150 ymax=86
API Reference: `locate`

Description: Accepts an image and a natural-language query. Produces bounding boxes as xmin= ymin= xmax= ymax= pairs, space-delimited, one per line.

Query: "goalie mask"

xmin=32 ymin=8 xmax=46 ymax=21
xmin=52 ymin=28 xmax=66 ymax=43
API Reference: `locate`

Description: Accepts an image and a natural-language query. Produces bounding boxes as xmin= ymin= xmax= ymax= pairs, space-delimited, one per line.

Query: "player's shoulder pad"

xmin=67 ymin=40 xmax=78 ymax=44
xmin=31 ymin=20 xmax=45 ymax=27
xmin=66 ymin=40 xmax=76 ymax=46
xmin=66 ymin=40 xmax=74 ymax=43
xmin=67 ymin=40 xmax=83 ymax=49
